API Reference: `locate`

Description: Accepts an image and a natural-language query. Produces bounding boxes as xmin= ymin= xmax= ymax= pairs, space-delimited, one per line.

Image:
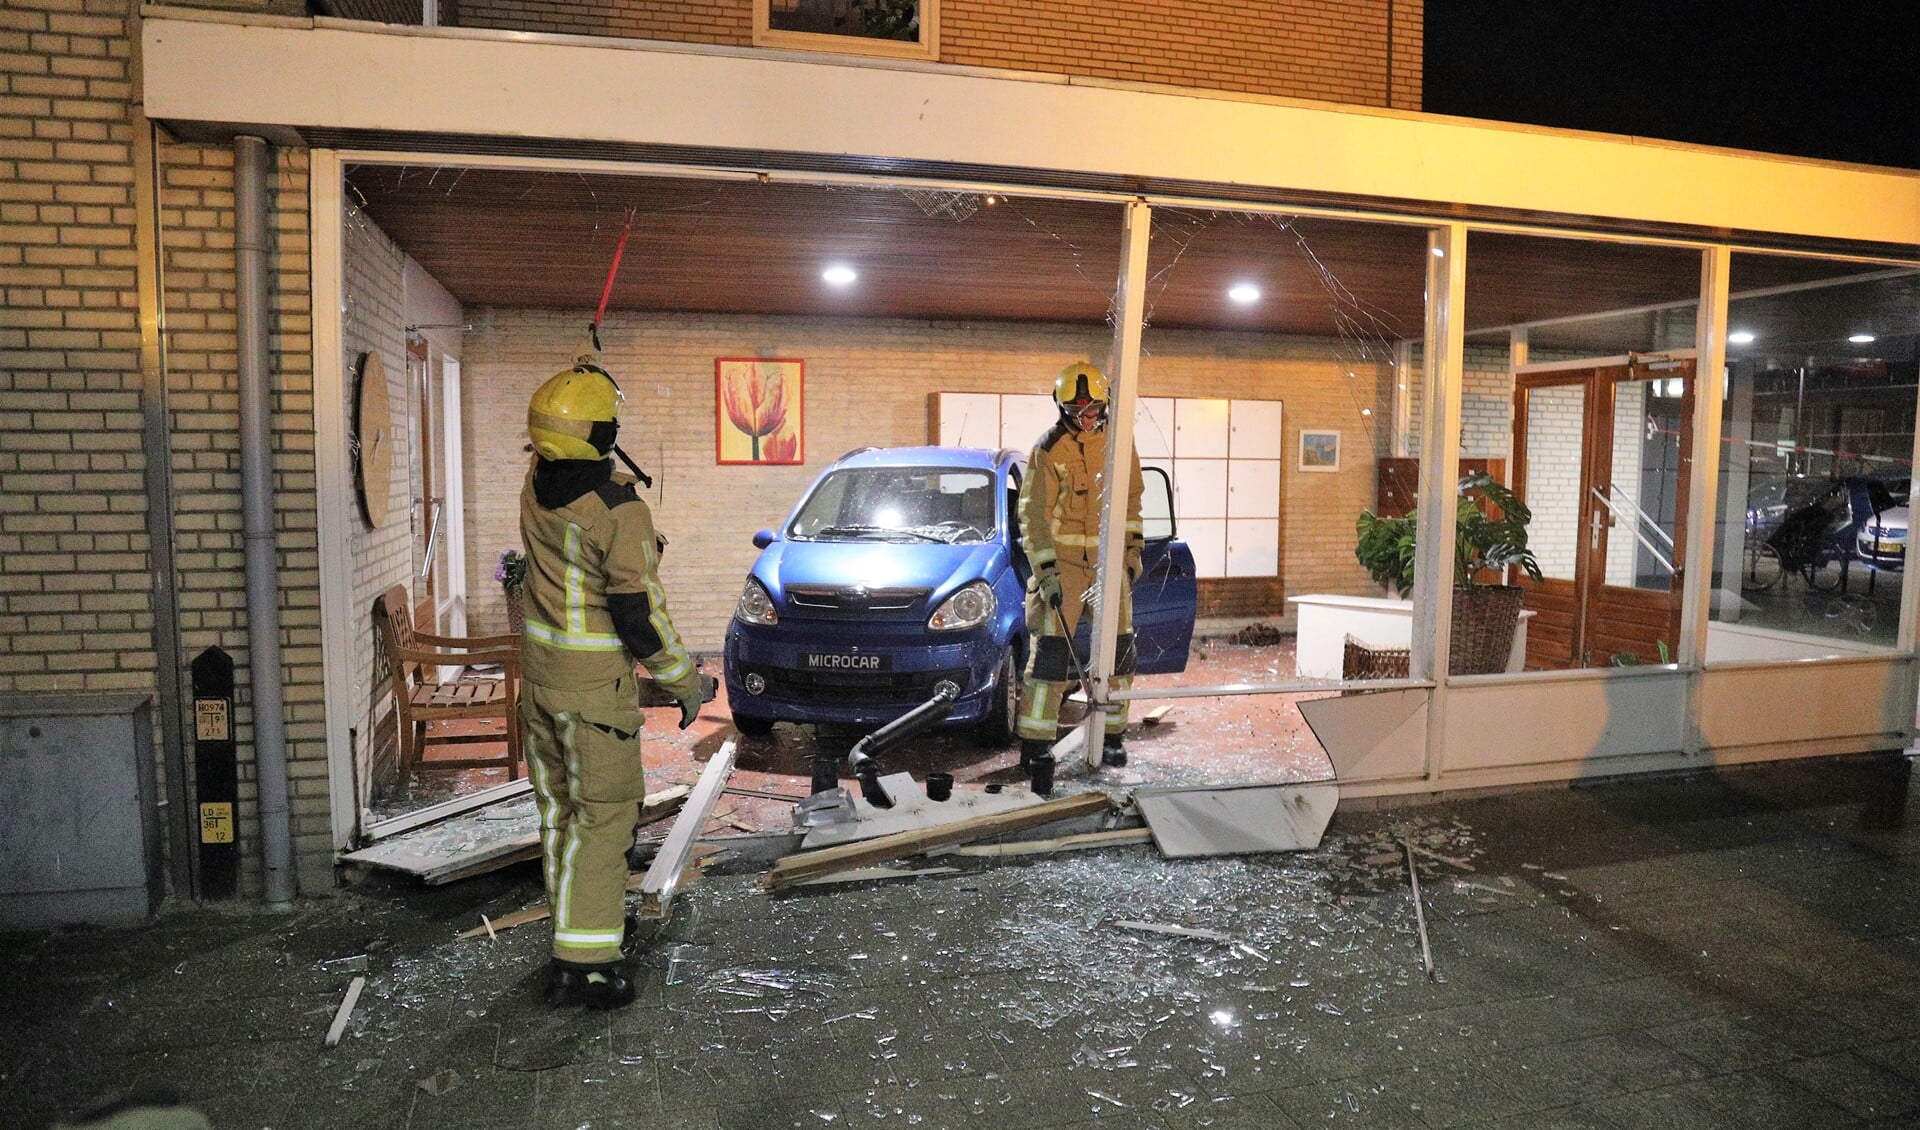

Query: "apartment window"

xmin=755 ymin=0 xmax=938 ymax=60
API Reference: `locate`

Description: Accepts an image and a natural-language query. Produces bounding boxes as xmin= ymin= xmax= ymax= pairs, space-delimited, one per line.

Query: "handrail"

xmin=418 ymin=497 xmax=444 ymax=580
xmin=1591 ymin=484 xmax=1674 ymax=574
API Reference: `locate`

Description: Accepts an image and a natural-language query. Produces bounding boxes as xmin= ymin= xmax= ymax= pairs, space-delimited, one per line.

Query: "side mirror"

xmin=752 ymin=529 xmax=776 ymax=549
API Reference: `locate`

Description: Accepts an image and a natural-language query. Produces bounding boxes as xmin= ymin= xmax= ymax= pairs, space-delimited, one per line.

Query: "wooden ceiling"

xmin=346 ymin=165 xmax=1917 ymax=350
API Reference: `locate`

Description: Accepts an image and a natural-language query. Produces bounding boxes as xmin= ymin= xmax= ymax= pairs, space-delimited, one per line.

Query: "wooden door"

xmin=1514 ymin=359 xmax=1692 ymax=669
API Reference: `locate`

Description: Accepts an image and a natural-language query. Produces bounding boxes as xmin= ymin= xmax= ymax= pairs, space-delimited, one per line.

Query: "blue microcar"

xmin=722 ymin=445 xmax=1197 ymax=743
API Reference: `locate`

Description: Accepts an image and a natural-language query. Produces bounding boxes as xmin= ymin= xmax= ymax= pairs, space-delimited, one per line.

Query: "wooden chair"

xmin=375 ymin=585 xmax=522 ymax=779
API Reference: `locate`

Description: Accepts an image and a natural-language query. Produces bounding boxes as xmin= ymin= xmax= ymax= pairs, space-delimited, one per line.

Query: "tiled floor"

xmin=5 ymin=752 xmax=1917 ymax=1129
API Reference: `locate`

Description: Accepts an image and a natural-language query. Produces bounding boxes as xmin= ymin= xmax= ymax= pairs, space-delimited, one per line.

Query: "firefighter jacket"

xmin=1020 ymin=421 xmax=1145 ymax=582
xmin=518 ymin=458 xmax=699 ymax=699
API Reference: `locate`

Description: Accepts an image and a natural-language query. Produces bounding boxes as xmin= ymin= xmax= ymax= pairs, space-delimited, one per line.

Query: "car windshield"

xmin=788 ymin=467 xmax=997 ymax=544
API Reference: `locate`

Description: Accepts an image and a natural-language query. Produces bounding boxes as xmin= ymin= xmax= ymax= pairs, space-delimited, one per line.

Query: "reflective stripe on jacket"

xmin=520 ymin=463 xmax=695 ymax=693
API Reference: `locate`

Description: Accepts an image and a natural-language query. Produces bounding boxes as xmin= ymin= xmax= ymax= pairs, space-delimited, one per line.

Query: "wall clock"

xmin=354 ymin=351 xmax=393 ymax=528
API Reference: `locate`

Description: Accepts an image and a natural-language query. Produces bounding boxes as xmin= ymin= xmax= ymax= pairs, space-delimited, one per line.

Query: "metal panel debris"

xmin=1136 ymin=783 xmax=1337 ymax=857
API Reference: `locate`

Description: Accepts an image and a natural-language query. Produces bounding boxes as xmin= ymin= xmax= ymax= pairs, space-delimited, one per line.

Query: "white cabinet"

xmin=936 ymin=393 xmax=1000 ymax=448
xmin=1229 ymin=399 xmax=1285 ymax=459
xmin=1227 ymin=518 xmax=1280 ymax=577
xmin=999 ymin=394 xmax=1055 ymax=453
xmin=1173 ymin=457 xmax=1228 ymax=519
xmin=932 ymin=391 xmax=1284 ymax=581
xmin=1174 ymin=398 xmax=1230 ymax=456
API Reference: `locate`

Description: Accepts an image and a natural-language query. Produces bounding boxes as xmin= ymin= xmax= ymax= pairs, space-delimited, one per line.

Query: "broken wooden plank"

xmin=1404 ymin=840 xmax=1435 ymax=978
xmin=324 ymin=975 xmax=365 ymax=1048
xmin=764 ymin=790 xmax=1112 ymax=889
xmin=951 ymin=826 xmax=1152 ymax=858
xmin=458 ymin=871 xmax=647 ymax=940
xmin=1141 ymin=704 xmax=1174 ymax=725
xmin=723 ymin=784 xmax=809 ymax=803
xmin=1111 ymin=920 xmax=1234 ymax=943
xmin=796 ymin=865 xmax=960 ymax=886
xmin=635 ymin=740 xmax=736 ymax=919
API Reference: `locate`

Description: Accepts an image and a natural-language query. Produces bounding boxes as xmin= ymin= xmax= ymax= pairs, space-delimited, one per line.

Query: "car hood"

xmin=1866 ymin=506 xmax=1908 ymax=532
xmin=755 ymin=539 xmax=1004 ymax=604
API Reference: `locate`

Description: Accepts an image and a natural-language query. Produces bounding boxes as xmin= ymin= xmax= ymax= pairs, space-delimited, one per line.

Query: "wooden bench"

xmin=375 ymin=585 xmax=522 ymax=779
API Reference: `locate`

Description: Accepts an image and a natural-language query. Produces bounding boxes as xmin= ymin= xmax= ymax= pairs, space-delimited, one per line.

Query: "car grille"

xmin=743 ymin=664 xmax=969 ymax=704
xmin=787 ymin=585 xmax=929 ymax=613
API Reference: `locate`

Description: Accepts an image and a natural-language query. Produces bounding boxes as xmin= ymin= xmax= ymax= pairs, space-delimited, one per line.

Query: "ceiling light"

xmin=822 ymin=265 xmax=857 ymax=286
xmin=1848 ymin=332 xmax=1877 ymax=344
xmin=1727 ymin=330 xmax=1755 ymax=345
xmin=1227 ymin=283 xmax=1261 ymax=305
xmin=1431 ymin=248 xmax=1446 ymax=258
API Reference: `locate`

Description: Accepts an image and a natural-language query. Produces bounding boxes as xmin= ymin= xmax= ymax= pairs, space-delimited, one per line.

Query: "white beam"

xmin=141 ymin=15 xmax=1920 ymax=247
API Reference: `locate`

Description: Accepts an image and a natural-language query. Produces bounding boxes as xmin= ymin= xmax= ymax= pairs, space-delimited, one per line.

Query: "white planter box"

xmin=1289 ymin=593 xmax=1532 ymax=678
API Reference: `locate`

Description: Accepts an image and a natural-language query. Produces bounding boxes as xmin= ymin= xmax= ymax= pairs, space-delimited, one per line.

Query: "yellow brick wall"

xmin=462 ymin=310 xmax=1391 ymax=652
xmin=1 ymin=0 xmax=328 ymax=896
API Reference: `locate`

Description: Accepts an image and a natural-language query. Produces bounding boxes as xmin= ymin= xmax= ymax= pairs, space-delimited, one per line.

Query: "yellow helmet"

xmin=527 ymin=365 xmax=623 ymax=461
xmin=1053 ymin=361 xmax=1110 ymax=429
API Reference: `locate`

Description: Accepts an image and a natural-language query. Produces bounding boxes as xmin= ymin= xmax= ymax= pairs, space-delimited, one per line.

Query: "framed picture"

xmin=1299 ymin=429 xmax=1341 ymax=472
xmin=716 ymin=357 xmax=804 ymax=465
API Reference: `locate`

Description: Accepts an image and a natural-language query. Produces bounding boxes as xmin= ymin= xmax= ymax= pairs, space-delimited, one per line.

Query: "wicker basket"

xmin=1449 ymin=585 xmax=1524 ymax=675
xmin=504 ymin=585 xmax=526 ymax=635
xmin=1342 ymin=634 xmax=1410 ymax=681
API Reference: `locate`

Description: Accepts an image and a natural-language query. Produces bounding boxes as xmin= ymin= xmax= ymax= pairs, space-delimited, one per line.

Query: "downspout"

xmin=235 ymin=135 xmax=295 ymax=906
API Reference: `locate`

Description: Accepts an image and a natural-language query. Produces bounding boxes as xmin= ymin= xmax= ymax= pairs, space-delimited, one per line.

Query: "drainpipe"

xmin=235 ymin=134 xmax=295 ymax=906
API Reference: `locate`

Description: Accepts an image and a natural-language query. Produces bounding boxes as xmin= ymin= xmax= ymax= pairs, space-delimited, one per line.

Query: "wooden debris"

xmin=797 ymin=865 xmax=959 ymax=886
xmin=952 ymin=826 xmax=1152 ymax=858
xmin=764 ymin=791 xmax=1112 ymax=889
xmin=1111 ymin=919 xmax=1234 ymax=943
xmin=324 ymin=975 xmax=365 ymax=1048
xmin=1403 ymin=840 xmax=1434 ymax=978
xmin=723 ymin=784 xmax=809 ymax=803
xmin=412 ymin=784 xmax=692 ymax=886
xmin=458 ymin=872 xmax=646 ymax=939
xmin=1142 ymin=704 xmax=1174 ymax=725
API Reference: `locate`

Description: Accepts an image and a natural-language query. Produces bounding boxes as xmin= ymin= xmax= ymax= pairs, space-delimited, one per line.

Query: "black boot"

xmin=1019 ymin=738 xmax=1050 ymax=770
xmin=547 ymin=960 xmax=637 ymax=1010
xmin=1101 ymin=733 xmax=1127 ymax=768
xmin=1029 ymin=754 xmax=1056 ymax=796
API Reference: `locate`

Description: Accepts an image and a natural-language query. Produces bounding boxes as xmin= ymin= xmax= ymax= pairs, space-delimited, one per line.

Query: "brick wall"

xmin=340 ymin=207 xmax=416 ymax=815
xmin=1 ymin=0 xmax=327 ymax=897
xmin=438 ymin=0 xmax=1419 ymax=110
xmin=462 ymin=310 xmax=1390 ymax=651
xmin=156 ymin=140 xmax=325 ymax=894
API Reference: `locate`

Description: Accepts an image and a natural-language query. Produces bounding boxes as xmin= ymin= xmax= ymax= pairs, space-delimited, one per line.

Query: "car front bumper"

xmin=723 ymin=620 xmax=1007 ymax=728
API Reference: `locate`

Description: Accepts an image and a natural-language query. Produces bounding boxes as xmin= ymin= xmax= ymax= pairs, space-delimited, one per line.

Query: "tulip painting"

xmin=716 ymin=358 xmax=804 ymax=465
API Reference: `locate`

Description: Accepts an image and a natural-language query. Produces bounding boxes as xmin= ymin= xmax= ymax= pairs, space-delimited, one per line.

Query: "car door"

xmin=1132 ymin=465 xmax=1198 ymax=673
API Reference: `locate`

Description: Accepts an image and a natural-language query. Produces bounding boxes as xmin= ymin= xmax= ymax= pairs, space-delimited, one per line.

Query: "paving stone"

xmin=1648 ymin=1006 xmax=1864 ymax=1072
xmin=1592 ymin=1068 xmax=1858 ymax=1130
xmin=404 ymin=1065 xmax=538 ymax=1130
xmin=1772 ymin=1051 xmax=1920 ymax=1121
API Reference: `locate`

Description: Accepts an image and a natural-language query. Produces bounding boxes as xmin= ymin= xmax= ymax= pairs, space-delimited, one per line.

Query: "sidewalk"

xmin=4 ymin=753 xmax=1918 ymax=1129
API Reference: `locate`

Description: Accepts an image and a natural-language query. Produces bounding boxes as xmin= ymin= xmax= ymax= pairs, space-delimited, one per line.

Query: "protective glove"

xmin=1035 ymin=569 xmax=1063 ymax=609
xmin=674 ymin=685 xmax=701 ymax=730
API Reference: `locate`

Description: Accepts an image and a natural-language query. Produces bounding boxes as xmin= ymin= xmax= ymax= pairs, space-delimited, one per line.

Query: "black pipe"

xmin=845 ymin=682 xmax=959 ymax=808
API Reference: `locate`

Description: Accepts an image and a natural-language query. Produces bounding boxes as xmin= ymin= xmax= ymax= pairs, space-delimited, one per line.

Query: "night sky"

xmin=1423 ymin=3 xmax=1920 ymax=171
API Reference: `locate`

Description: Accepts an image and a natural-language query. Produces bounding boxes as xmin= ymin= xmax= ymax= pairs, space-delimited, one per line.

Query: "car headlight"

xmin=928 ymin=581 xmax=995 ymax=632
xmin=734 ymin=579 xmax=778 ymax=626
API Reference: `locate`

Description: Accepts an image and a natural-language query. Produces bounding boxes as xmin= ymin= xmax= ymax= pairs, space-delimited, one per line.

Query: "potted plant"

xmin=1353 ymin=471 xmax=1542 ymax=674
xmin=496 ymin=547 xmax=528 ymax=634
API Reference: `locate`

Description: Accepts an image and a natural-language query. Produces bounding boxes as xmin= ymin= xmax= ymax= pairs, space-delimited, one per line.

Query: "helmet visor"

xmin=1063 ymin=398 xmax=1107 ymax=428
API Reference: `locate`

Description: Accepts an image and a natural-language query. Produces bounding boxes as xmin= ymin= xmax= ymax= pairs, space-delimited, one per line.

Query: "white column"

xmin=1087 ymin=198 xmax=1152 ymax=769
xmin=1415 ymin=225 xmax=1466 ymax=782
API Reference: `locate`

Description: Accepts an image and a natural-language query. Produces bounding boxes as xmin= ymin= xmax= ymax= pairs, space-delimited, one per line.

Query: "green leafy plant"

xmin=1354 ymin=472 xmax=1543 ymax=593
xmin=1354 ymin=510 xmax=1417 ymax=594
xmin=1452 ymin=472 xmax=1543 ymax=589
xmin=495 ymin=547 xmax=527 ymax=589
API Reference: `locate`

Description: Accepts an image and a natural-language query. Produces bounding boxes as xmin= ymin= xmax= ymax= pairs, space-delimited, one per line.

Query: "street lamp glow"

xmin=822 ymin=265 xmax=857 ymax=286
xmin=1227 ymin=283 xmax=1261 ymax=305
xmin=1728 ymin=330 xmax=1755 ymax=345
xmin=1849 ymin=332 xmax=1877 ymax=344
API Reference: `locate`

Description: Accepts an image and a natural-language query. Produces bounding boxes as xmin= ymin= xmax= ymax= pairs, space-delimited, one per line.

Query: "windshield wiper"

xmin=814 ymin=524 xmax=946 ymax=543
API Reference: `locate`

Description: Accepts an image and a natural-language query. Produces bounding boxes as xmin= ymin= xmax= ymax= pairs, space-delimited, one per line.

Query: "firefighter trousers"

xmin=1017 ymin=563 xmax=1134 ymax=742
xmin=520 ymin=675 xmax=648 ymax=966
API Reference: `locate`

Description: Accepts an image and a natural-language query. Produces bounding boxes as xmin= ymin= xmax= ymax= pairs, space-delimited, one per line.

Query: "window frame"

xmin=752 ymin=0 xmax=940 ymax=61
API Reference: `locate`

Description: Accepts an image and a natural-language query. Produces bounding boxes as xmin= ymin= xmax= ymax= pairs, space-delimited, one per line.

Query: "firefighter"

xmin=519 ymin=357 xmax=703 ymax=1010
xmin=1017 ymin=361 xmax=1144 ymax=789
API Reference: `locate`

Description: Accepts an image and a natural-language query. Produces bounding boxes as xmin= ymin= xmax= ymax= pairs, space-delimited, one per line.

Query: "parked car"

xmin=1846 ymin=475 xmax=1910 ymax=570
xmin=722 ymin=444 xmax=1198 ymax=743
